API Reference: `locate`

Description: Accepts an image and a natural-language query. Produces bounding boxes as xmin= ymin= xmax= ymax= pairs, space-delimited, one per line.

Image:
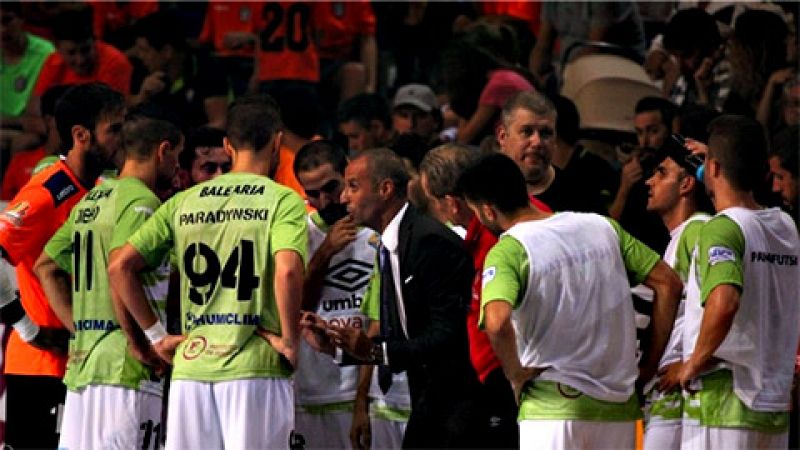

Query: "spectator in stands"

xmin=443 ymin=22 xmax=535 ymax=146
xmin=758 ymin=72 xmax=798 ymax=133
xmin=726 ymin=9 xmax=789 ymax=118
xmin=550 ymin=95 xmax=616 ymax=213
xmin=316 ymin=1 xmax=378 ymax=105
xmin=2 ymin=85 xmax=71 ymax=200
xmin=769 ymin=125 xmax=799 ymax=223
xmin=0 ymin=2 xmax=54 ymax=131
xmin=392 ymin=84 xmax=443 ymax=150
xmin=17 ymin=6 xmax=132 ymax=152
xmin=530 ymin=2 xmax=646 ymax=94
xmin=90 ymin=0 xmax=158 ymax=51
xmin=337 ymin=93 xmax=392 ymax=154
xmin=196 ymin=1 xmax=258 ymax=96
xmin=610 ymin=96 xmax=673 ymax=253
xmin=497 ymin=90 xmax=605 ymax=214
xmin=131 ymin=11 xmax=229 ymax=129
xmin=177 ymin=126 xmax=230 ymax=189
xmin=661 ymin=8 xmax=730 ymax=112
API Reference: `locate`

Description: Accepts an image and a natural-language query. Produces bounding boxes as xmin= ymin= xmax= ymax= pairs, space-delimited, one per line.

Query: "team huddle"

xmin=0 ymin=83 xmax=798 ymax=450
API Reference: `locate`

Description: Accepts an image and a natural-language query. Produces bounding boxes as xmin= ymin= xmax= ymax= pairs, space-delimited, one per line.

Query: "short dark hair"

xmin=388 ymin=133 xmax=429 ymax=169
xmin=635 ymin=96 xmax=677 ymax=129
xmin=552 ymin=95 xmax=580 ymax=146
xmin=133 ymin=11 xmax=187 ymax=51
xmin=180 ymin=126 xmax=226 ymax=170
xmin=225 ymin=94 xmax=282 ymax=153
xmin=663 ymin=8 xmax=721 ymax=57
xmin=419 ymin=144 xmax=480 ymax=199
xmin=771 ymin=125 xmax=799 ymax=177
xmin=294 ymin=140 xmax=348 ymax=176
xmin=337 ymin=94 xmax=391 ymax=129
xmin=122 ymin=104 xmax=183 ymax=160
xmin=54 ymin=83 xmax=125 ymax=151
xmin=52 ymin=6 xmax=94 ymax=43
xmin=40 ymin=84 xmax=75 ymax=117
xmin=456 ymin=153 xmax=530 ymax=214
xmin=358 ymin=148 xmax=409 ymax=199
xmin=676 ymin=104 xmax=720 ymax=143
xmin=707 ymin=114 xmax=769 ymax=191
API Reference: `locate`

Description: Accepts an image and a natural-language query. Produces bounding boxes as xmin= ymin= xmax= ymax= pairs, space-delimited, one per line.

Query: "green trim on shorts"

xmin=370 ymin=400 xmax=411 ymax=422
xmin=683 ymin=370 xmax=788 ymax=433
xmin=646 ymin=389 xmax=683 ymax=421
xmin=297 ymin=401 xmax=354 ymax=415
xmin=518 ymin=380 xmax=642 ymax=421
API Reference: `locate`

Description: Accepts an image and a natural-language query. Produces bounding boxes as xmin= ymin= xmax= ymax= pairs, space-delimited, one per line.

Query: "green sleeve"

xmin=479 ymin=235 xmax=529 ymax=328
xmin=360 ymin=268 xmax=380 ymax=321
xmin=606 ymin=218 xmax=660 ymax=284
xmin=44 ymin=211 xmax=75 ymax=273
xmin=110 ymin=195 xmax=161 ymax=252
xmin=269 ymin=191 xmax=308 ymax=264
xmin=696 ymin=216 xmax=744 ymax=304
xmin=128 ymin=195 xmax=177 ymax=269
xmin=674 ymin=219 xmax=705 ymax=281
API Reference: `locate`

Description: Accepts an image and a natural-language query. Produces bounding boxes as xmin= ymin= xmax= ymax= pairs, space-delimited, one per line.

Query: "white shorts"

xmin=645 ymin=417 xmax=682 ymax=450
xmin=681 ymin=421 xmax=788 ymax=450
xmin=58 ymin=384 xmax=163 ymax=450
xmin=165 ymin=378 xmax=293 ymax=450
xmin=294 ymin=408 xmax=352 ymax=449
xmin=370 ymin=416 xmax=406 ymax=450
xmin=519 ymin=419 xmax=636 ymax=450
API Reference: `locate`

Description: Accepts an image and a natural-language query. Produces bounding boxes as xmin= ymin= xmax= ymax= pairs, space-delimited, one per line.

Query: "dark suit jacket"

xmin=385 ymin=206 xmax=482 ymax=448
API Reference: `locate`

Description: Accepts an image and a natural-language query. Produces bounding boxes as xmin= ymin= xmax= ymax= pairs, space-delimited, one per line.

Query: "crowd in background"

xmin=0 ymin=1 xmax=799 ymax=449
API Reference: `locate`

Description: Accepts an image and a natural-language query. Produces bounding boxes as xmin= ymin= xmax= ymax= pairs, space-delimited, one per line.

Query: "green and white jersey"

xmin=684 ymin=207 xmax=800 ymax=415
xmin=360 ymin=268 xmax=412 ymax=412
xmin=481 ymin=212 xmax=659 ymax=409
xmin=45 ymin=177 xmax=168 ymax=392
xmin=657 ymin=213 xmax=710 ymax=370
xmin=295 ymin=212 xmax=377 ymax=406
xmin=128 ymin=172 xmax=308 ymax=382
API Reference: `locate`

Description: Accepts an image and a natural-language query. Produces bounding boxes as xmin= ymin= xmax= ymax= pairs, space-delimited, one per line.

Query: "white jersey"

xmin=683 ymin=207 xmax=800 ymax=411
xmin=295 ymin=215 xmax=378 ymax=405
xmin=657 ymin=213 xmax=710 ymax=369
xmin=505 ymin=213 xmax=640 ymax=402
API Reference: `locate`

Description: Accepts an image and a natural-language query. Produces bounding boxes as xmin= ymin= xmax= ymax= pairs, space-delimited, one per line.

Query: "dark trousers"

xmin=4 ymin=374 xmax=66 ymax=449
xmin=477 ymin=368 xmax=519 ymax=449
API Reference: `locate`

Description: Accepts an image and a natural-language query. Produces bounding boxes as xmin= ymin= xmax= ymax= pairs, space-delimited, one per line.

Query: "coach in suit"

xmin=318 ymin=148 xmax=481 ymax=448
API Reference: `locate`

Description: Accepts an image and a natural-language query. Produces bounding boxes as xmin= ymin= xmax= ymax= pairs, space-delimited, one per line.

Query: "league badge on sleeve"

xmin=708 ymin=246 xmax=736 ymax=266
xmin=482 ymin=266 xmax=497 ymax=289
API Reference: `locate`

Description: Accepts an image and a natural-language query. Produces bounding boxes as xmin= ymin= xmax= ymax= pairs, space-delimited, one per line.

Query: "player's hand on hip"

xmin=30 ymin=326 xmax=71 ymax=355
xmin=678 ymin=359 xmax=702 ymax=394
xmin=657 ymin=361 xmax=683 ymax=393
xmin=152 ymin=334 xmax=187 ymax=365
xmin=299 ymin=311 xmax=335 ymax=356
xmin=256 ymin=327 xmax=297 ymax=368
xmin=128 ymin=342 xmax=167 ymax=376
xmin=509 ymin=366 xmax=545 ymax=406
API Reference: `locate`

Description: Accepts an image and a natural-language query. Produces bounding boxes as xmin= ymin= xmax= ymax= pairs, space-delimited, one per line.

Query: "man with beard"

xmin=34 ymin=106 xmax=182 ymax=449
xmin=0 ymin=82 xmax=125 ymax=448
xmin=497 ymin=91 xmax=604 ymax=214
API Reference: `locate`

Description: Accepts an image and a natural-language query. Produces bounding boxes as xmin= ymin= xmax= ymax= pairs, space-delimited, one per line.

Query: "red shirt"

xmin=1 ymin=148 xmax=46 ymax=201
xmin=0 ymin=160 xmax=90 ymax=377
xmin=34 ymin=41 xmax=132 ymax=96
xmin=315 ymin=1 xmax=376 ymax=60
xmin=255 ymin=2 xmax=320 ymax=83
xmin=90 ymin=0 xmax=158 ymax=40
xmin=198 ymin=1 xmax=258 ymax=58
xmin=463 ymin=196 xmax=552 ymax=382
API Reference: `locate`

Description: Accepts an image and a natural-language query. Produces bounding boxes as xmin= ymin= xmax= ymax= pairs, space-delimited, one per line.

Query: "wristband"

xmin=14 ymin=315 xmax=40 ymax=343
xmin=144 ymin=321 xmax=167 ymax=344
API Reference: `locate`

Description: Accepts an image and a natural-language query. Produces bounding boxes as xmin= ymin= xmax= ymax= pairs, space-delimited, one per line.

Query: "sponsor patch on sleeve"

xmin=708 ymin=246 xmax=736 ymax=266
xmin=134 ymin=206 xmax=154 ymax=216
xmin=482 ymin=266 xmax=497 ymax=288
